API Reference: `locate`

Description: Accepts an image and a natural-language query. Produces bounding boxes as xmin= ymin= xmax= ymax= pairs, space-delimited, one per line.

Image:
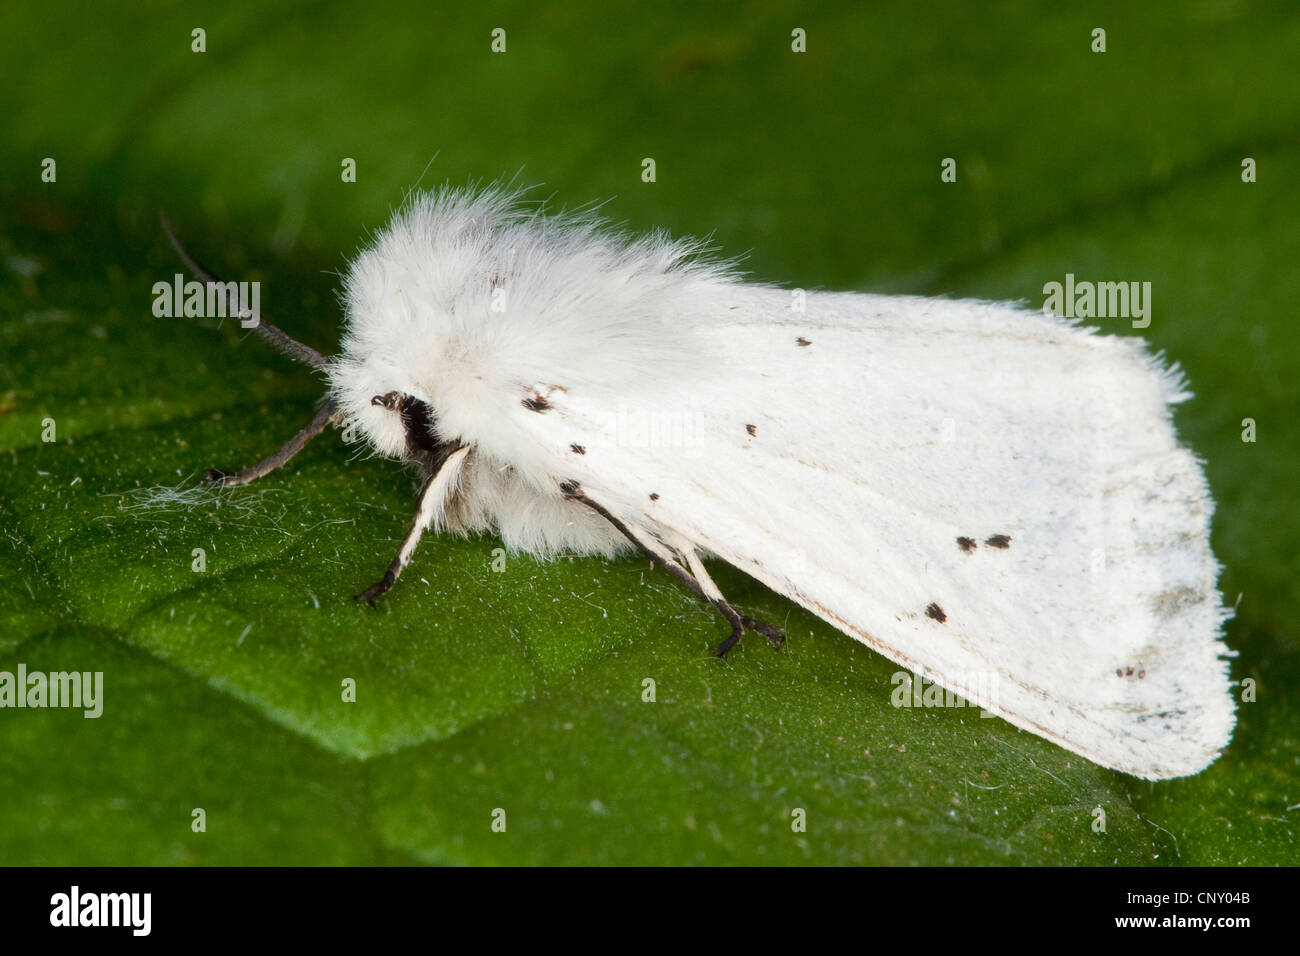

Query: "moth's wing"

xmin=527 ymin=290 xmax=1234 ymax=780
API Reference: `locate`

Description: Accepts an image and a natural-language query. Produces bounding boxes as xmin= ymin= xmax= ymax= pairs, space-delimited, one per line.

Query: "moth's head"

xmin=325 ymin=183 xmax=613 ymax=467
xmin=325 ymin=253 xmax=458 ymax=462
xmin=327 ymin=356 xmax=445 ymax=462
xmin=326 ymin=213 xmax=501 ymax=463
xmin=159 ymin=210 xmax=452 ymax=466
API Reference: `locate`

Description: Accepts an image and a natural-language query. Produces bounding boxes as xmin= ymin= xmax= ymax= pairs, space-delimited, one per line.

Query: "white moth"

xmin=163 ymin=184 xmax=1234 ymax=780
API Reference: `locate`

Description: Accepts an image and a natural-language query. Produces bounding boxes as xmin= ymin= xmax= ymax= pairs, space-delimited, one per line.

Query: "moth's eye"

xmin=398 ymin=396 xmax=442 ymax=456
xmin=371 ymin=391 xmax=403 ymax=410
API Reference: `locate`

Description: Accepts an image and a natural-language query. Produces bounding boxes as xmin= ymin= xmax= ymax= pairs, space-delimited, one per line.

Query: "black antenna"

xmin=159 ymin=212 xmax=332 ymax=371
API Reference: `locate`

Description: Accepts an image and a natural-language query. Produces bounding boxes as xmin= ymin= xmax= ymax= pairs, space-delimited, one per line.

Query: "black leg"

xmin=563 ymin=486 xmax=784 ymax=658
xmin=356 ymin=566 xmax=400 ymax=606
xmin=706 ymin=601 xmax=785 ymax=657
xmin=206 ymin=400 xmax=338 ymax=487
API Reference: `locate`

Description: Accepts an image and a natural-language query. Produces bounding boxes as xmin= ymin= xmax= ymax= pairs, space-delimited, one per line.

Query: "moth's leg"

xmin=357 ymin=446 xmax=470 ymax=606
xmin=680 ymin=547 xmax=785 ymax=656
xmin=561 ymin=484 xmax=705 ymax=593
xmin=563 ymin=485 xmax=783 ymax=658
xmin=206 ymin=400 xmax=339 ymax=487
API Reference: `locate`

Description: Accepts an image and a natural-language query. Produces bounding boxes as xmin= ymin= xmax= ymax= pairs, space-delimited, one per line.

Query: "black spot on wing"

xmin=649 ymin=493 xmax=659 ymax=501
xmin=956 ymin=536 xmax=977 ymax=553
xmin=559 ymin=480 xmax=581 ymax=495
xmin=523 ymin=397 xmax=550 ymax=412
xmin=985 ymin=534 xmax=1011 ymax=549
xmin=745 ymin=424 xmax=757 ymax=437
xmin=796 ymin=337 xmax=812 ymax=347
xmin=925 ymin=602 xmax=947 ymax=623
xmin=570 ymin=443 xmax=586 ymax=454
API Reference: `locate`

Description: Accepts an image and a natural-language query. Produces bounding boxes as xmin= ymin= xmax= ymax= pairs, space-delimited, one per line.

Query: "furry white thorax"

xmin=328 ymin=186 xmax=741 ymax=556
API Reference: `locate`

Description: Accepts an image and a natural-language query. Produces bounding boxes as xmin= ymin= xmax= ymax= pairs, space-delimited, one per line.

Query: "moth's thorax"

xmin=327 ymin=184 xmax=741 ymax=477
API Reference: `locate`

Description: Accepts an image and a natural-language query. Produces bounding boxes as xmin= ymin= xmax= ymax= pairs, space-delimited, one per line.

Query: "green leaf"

xmin=2 ymin=0 xmax=1296 ymax=865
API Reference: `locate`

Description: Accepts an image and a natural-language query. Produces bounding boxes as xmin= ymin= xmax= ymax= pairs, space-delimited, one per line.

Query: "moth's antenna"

xmin=159 ymin=212 xmax=332 ymax=371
